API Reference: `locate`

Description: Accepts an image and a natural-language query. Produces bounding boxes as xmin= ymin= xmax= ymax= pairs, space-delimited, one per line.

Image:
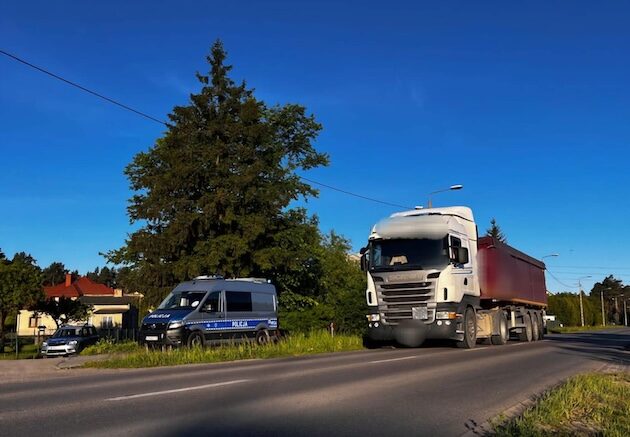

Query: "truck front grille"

xmin=377 ymin=280 xmax=435 ymax=325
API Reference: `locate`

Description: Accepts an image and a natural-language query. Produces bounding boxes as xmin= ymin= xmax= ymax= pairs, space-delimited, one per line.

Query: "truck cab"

xmin=362 ymin=207 xmax=479 ymax=347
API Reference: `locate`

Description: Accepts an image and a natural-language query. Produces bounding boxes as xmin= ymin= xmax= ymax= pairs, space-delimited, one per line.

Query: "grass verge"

xmin=84 ymin=331 xmax=363 ymax=368
xmin=0 ymin=343 xmax=40 ymax=360
xmin=82 ymin=339 xmax=142 ymax=355
xmin=549 ymin=325 xmax=626 ymax=334
xmin=494 ymin=372 xmax=630 ymax=436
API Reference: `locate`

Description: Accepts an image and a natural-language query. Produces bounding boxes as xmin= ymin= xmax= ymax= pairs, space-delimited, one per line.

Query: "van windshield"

xmin=158 ymin=291 xmax=207 ymax=309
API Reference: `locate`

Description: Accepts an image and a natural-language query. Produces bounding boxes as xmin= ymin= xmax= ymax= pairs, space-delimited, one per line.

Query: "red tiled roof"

xmin=43 ymin=276 xmax=115 ymax=299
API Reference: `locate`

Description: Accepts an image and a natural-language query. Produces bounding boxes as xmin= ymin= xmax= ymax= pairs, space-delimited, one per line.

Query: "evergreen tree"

xmin=486 ymin=218 xmax=507 ymax=243
xmin=42 ymin=261 xmax=68 ymax=286
xmin=108 ymin=40 xmax=328 ymax=307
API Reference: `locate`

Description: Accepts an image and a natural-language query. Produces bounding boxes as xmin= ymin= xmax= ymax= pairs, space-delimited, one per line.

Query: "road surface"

xmin=1 ymin=329 xmax=629 ymax=436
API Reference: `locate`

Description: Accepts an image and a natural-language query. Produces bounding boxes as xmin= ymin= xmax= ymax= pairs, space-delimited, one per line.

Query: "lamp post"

xmin=621 ymin=294 xmax=628 ymax=327
xmin=577 ymin=276 xmax=591 ymax=327
xmin=601 ymin=290 xmax=606 ymax=327
xmin=427 ymin=184 xmax=463 ymax=208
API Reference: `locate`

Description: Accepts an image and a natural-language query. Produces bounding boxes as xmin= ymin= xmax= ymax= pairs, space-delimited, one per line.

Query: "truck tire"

xmin=491 ymin=311 xmax=509 ymax=345
xmin=456 ymin=307 xmax=477 ymax=349
xmin=531 ymin=313 xmax=540 ymax=341
xmin=518 ymin=313 xmax=533 ymax=342
xmin=187 ymin=331 xmax=205 ymax=348
xmin=538 ymin=315 xmax=545 ymax=340
xmin=362 ymin=335 xmax=380 ymax=349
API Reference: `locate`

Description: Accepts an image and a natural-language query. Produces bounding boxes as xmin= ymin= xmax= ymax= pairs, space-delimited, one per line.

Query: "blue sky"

xmin=2 ymin=1 xmax=630 ymax=293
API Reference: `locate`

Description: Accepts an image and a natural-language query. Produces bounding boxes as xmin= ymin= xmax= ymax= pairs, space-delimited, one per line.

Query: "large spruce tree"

xmin=109 ymin=41 xmax=328 ymax=306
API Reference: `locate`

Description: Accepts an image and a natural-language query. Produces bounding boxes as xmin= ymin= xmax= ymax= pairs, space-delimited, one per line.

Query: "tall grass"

xmin=549 ymin=325 xmax=626 ymax=334
xmin=81 ymin=339 xmax=142 ymax=355
xmin=494 ymin=372 xmax=630 ymax=436
xmin=85 ymin=330 xmax=362 ymax=368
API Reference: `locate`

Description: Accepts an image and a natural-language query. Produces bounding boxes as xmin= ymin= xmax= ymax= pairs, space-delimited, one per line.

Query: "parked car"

xmin=41 ymin=325 xmax=99 ymax=357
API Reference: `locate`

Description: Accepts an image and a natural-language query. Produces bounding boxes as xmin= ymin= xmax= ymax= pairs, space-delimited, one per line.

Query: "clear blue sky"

xmin=2 ymin=1 xmax=630 ymax=293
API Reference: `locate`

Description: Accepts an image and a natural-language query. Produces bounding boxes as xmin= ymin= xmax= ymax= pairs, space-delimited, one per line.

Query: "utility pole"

xmin=601 ymin=290 xmax=606 ymax=327
xmin=576 ymin=276 xmax=591 ymax=327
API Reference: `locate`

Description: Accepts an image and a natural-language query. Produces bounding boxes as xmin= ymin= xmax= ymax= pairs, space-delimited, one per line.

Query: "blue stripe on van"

xmin=186 ymin=319 xmax=278 ymax=331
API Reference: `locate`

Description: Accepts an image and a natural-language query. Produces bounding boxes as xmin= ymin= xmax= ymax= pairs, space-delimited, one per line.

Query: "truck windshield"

xmin=158 ymin=291 xmax=207 ymax=309
xmin=369 ymin=237 xmax=448 ymax=271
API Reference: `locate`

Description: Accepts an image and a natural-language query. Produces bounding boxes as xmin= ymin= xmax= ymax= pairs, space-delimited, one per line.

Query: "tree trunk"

xmin=0 ymin=310 xmax=6 ymax=353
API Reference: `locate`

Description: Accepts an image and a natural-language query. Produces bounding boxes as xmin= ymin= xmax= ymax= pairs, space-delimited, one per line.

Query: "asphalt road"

xmin=1 ymin=329 xmax=629 ymax=437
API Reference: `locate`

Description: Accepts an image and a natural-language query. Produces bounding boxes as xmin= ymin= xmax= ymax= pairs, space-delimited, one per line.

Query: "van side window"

xmin=204 ymin=291 xmax=221 ymax=312
xmin=252 ymin=293 xmax=274 ymax=312
xmin=226 ymin=291 xmax=252 ymax=312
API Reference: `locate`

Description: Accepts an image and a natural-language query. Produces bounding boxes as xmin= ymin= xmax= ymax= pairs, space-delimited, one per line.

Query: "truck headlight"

xmin=436 ymin=311 xmax=457 ymax=320
xmin=366 ymin=314 xmax=380 ymax=322
xmin=168 ymin=321 xmax=183 ymax=329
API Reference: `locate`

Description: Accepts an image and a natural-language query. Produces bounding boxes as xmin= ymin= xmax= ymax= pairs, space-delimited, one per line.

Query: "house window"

xmin=101 ymin=316 xmax=113 ymax=329
xmin=29 ymin=316 xmax=40 ymax=328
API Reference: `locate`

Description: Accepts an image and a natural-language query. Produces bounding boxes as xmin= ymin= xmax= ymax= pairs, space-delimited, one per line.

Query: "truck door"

xmin=450 ymin=235 xmax=474 ymax=297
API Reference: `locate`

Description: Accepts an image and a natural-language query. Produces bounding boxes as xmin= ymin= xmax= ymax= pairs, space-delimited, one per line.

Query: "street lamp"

xmin=427 ymin=184 xmax=463 ymax=208
xmin=621 ymin=294 xmax=628 ymax=327
xmin=576 ymin=276 xmax=591 ymax=327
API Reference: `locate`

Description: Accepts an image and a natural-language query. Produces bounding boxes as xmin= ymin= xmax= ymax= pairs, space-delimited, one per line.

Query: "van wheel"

xmin=255 ymin=329 xmax=270 ymax=345
xmin=456 ymin=307 xmax=477 ymax=349
xmin=518 ymin=314 xmax=533 ymax=342
xmin=491 ymin=311 xmax=509 ymax=345
xmin=187 ymin=331 xmax=205 ymax=348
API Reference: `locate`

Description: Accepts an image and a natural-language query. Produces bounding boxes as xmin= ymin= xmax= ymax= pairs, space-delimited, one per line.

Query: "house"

xmin=18 ymin=274 xmax=139 ymax=336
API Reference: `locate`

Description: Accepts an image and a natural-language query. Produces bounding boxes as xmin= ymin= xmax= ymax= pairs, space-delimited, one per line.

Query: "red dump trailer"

xmin=478 ymin=236 xmax=547 ymax=307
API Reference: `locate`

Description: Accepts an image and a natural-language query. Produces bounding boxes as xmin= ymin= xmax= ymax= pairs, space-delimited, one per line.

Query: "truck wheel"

xmin=518 ymin=314 xmax=533 ymax=342
xmin=362 ymin=335 xmax=380 ymax=349
xmin=531 ymin=313 xmax=541 ymax=341
xmin=255 ymin=329 xmax=270 ymax=345
xmin=491 ymin=312 xmax=509 ymax=345
xmin=538 ymin=315 xmax=545 ymax=340
xmin=187 ymin=331 xmax=205 ymax=348
xmin=456 ymin=307 xmax=477 ymax=349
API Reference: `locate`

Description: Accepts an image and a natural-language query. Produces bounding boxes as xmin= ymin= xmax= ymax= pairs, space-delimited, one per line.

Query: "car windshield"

xmin=369 ymin=237 xmax=449 ymax=271
xmin=158 ymin=291 xmax=207 ymax=309
xmin=52 ymin=328 xmax=80 ymax=338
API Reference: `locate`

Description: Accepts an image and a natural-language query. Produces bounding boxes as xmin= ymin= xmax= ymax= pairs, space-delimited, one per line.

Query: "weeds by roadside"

xmin=549 ymin=325 xmax=626 ymax=334
xmin=84 ymin=330 xmax=362 ymax=368
xmin=494 ymin=372 xmax=630 ymax=436
xmin=81 ymin=339 xmax=142 ymax=355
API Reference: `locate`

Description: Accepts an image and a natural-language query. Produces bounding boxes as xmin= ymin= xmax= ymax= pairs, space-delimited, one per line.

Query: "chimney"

xmin=65 ymin=273 xmax=72 ymax=287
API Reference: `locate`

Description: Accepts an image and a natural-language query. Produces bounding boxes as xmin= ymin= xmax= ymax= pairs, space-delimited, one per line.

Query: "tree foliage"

xmin=590 ymin=275 xmax=630 ymax=324
xmin=486 ymin=218 xmax=507 ymax=243
xmin=108 ymin=40 xmax=329 ymax=308
xmin=0 ymin=251 xmax=43 ymax=349
xmin=32 ymin=297 xmax=90 ymax=329
xmin=42 ymin=262 xmax=68 ymax=286
xmin=86 ymin=266 xmax=118 ymax=288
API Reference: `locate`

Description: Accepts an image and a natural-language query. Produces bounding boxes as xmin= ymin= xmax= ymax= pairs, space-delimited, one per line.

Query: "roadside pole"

xmin=15 ymin=311 xmax=20 ymax=359
xmin=579 ymin=289 xmax=585 ymax=327
xmin=601 ymin=291 xmax=606 ymax=327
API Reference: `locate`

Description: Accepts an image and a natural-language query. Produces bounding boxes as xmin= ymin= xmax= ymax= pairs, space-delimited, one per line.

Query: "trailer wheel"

xmin=518 ymin=313 xmax=533 ymax=342
xmin=491 ymin=312 xmax=509 ymax=345
xmin=538 ymin=315 xmax=545 ymax=340
xmin=530 ymin=313 xmax=540 ymax=341
xmin=456 ymin=307 xmax=477 ymax=349
xmin=187 ymin=331 xmax=205 ymax=348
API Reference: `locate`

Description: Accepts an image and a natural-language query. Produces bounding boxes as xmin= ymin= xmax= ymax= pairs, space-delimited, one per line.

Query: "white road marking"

xmin=368 ymin=356 xmax=418 ymax=364
xmin=105 ymin=379 xmax=250 ymax=401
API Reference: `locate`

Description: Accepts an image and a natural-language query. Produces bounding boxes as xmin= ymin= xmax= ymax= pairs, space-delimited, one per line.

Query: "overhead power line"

xmin=545 ymin=269 xmax=578 ymax=289
xmin=0 ymin=48 xmax=410 ymax=211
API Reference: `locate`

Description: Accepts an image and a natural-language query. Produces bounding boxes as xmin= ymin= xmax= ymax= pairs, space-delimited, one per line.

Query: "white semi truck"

xmin=360 ymin=206 xmax=548 ymax=348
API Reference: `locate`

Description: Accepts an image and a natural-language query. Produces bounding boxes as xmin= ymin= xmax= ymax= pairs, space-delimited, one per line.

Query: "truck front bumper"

xmin=367 ymin=303 xmax=464 ymax=344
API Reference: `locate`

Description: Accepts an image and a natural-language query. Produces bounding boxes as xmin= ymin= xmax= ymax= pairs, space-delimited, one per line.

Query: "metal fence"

xmin=97 ymin=328 xmax=139 ymax=342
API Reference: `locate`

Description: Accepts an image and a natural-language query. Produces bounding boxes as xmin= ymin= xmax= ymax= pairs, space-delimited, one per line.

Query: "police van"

xmin=139 ymin=276 xmax=278 ymax=347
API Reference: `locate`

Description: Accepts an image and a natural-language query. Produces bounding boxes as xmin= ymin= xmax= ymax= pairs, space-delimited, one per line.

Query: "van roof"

xmin=172 ymin=278 xmax=276 ymax=294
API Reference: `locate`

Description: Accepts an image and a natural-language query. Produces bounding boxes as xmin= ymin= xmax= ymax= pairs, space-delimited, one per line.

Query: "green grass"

xmin=84 ymin=331 xmax=363 ymax=368
xmin=494 ymin=372 xmax=630 ymax=437
xmin=81 ymin=339 xmax=142 ymax=355
xmin=549 ymin=325 xmax=626 ymax=334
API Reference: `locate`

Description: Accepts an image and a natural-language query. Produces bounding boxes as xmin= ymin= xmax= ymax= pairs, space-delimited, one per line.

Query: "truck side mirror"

xmin=457 ymin=247 xmax=469 ymax=265
xmin=360 ymin=253 xmax=368 ymax=272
